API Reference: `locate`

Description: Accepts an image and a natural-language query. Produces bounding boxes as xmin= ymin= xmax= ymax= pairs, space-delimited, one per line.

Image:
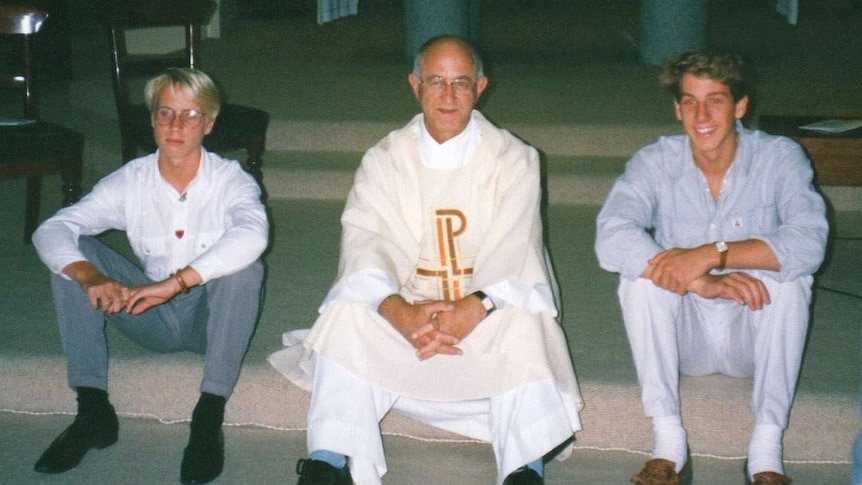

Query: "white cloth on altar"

xmin=317 ymin=0 xmax=358 ymax=25
xmin=776 ymin=0 xmax=798 ymax=25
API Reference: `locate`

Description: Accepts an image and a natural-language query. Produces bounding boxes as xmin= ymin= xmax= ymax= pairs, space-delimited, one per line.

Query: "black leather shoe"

xmin=296 ymin=458 xmax=352 ymax=485
xmin=504 ymin=466 xmax=544 ymax=485
xmin=180 ymin=429 xmax=224 ymax=485
xmin=33 ymin=405 xmax=119 ymax=474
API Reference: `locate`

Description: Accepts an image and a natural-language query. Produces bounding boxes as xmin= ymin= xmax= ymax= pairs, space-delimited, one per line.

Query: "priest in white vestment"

xmin=270 ymin=35 xmax=583 ymax=485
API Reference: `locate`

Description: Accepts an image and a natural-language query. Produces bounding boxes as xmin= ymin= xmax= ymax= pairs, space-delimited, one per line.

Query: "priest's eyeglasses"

xmin=154 ymin=107 xmax=207 ymax=128
xmin=420 ymin=76 xmax=476 ymax=95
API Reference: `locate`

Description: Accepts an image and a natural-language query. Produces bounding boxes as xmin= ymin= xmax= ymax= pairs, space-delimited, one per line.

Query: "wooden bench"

xmin=758 ymin=116 xmax=862 ymax=186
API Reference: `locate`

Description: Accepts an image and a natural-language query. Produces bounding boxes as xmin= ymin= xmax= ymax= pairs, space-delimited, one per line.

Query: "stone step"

xmin=258 ymin=149 xmax=862 ymax=211
xmin=264 ymin=119 xmax=682 ymax=156
xmin=1 ymin=188 xmax=856 ymax=467
xmin=64 ymin=79 xmax=862 ymax=211
xmin=2 ymin=355 xmax=855 ymax=464
xmin=259 ymin=150 xmax=628 ymax=206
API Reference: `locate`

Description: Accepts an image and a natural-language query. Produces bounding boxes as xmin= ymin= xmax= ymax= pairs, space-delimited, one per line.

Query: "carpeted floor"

xmin=2 ymin=188 xmax=860 ymax=464
xmin=0 ymin=412 xmax=853 ymax=484
xmin=1 ymin=0 xmax=860 ymax=483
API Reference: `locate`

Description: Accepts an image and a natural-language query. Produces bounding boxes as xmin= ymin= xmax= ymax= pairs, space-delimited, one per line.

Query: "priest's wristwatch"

xmin=714 ymin=241 xmax=728 ymax=270
xmin=473 ymin=290 xmax=496 ymax=317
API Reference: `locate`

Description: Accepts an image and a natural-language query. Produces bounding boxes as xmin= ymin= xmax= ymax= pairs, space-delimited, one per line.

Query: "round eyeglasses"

xmin=420 ymin=76 xmax=476 ymax=95
xmin=154 ymin=107 xmax=207 ymax=128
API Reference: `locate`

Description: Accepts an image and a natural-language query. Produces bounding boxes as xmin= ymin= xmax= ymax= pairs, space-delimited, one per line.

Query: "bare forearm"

xmin=642 ymin=239 xmax=780 ymax=280
xmin=170 ymin=266 xmax=202 ymax=293
xmin=722 ymin=239 xmax=780 ymax=271
xmin=378 ymin=294 xmax=409 ymax=324
xmin=61 ymin=260 xmax=106 ymax=287
xmin=62 ymin=260 xmax=130 ymax=313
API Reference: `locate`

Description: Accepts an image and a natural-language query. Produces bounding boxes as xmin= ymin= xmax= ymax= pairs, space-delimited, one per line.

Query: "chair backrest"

xmin=98 ymin=0 xmax=217 ymax=124
xmin=0 ymin=5 xmax=48 ymax=119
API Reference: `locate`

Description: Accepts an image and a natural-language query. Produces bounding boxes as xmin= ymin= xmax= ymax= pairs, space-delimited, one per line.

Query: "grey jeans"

xmin=50 ymin=236 xmax=264 ymax=398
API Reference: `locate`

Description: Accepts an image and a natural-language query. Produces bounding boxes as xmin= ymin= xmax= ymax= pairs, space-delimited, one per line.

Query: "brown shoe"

xmin=751 ymin=471 xmax=792 ymax=485
xmin=630 ymin=458 xmax=679 ymax=485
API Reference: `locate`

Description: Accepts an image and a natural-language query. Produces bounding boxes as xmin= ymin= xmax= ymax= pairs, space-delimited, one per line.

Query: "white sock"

xmin=651 ymin=415 xmax=688 ymax=473
xmin=747 ymin=424 xmax=784 ymax=478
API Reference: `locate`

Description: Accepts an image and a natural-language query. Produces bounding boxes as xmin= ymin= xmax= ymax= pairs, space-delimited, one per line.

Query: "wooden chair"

xmin=98 ymin=0 xmax=269 ymax=189
xmin=0 ymin=4 xmax=83 ymax=243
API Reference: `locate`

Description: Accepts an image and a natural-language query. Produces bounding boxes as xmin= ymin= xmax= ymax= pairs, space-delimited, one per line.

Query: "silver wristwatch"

xmin=714 ymin=241 xmax=728 ymax=270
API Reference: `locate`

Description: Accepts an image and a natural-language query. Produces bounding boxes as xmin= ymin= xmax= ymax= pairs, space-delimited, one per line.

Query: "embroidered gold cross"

xmin=416 ymin=209 xmax=473 ymax=301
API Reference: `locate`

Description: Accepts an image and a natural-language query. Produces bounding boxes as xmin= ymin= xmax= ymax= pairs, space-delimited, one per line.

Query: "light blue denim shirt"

xmin=595 ymin=126 xmax=828 ymax=283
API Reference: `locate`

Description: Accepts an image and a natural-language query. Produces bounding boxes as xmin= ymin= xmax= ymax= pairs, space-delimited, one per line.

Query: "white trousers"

xmin=308 ymin=355 xmax=576 ymax=485
xmin=618 ymin=274 xmax=812 ymax=428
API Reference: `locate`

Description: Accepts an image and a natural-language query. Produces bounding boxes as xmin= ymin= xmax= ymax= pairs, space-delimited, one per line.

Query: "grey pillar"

xmin=639 ymin=0 xmax=708 ymax=66
xmin=404 ymin=0 xmax=480 ymax=65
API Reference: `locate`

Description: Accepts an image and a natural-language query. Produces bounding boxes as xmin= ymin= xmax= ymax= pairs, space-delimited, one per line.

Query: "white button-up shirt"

xmin=33 ymin=149 xmax=268 ymax=283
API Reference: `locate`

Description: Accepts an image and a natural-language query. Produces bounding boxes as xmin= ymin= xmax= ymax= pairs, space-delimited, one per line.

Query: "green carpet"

xmin=2 ymin=184 xmax=859 ymax=463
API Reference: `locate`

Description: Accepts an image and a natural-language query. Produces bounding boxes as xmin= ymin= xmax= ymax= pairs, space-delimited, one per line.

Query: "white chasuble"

xmin=269 ymin=112 xmax=582 ymax=415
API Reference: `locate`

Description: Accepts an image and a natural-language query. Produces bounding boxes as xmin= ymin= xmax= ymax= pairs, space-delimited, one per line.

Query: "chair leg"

xmin=24 ymin=175 xmax=42 ymax=244
xmin=244 ymin=134 xmax=266 ymax=200
xmin=23 ymin=158 xmax=82 ymax=245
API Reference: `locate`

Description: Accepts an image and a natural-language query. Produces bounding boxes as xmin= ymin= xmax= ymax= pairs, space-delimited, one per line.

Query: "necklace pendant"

xmin=175 ymin=229 xmax=185 ymax=239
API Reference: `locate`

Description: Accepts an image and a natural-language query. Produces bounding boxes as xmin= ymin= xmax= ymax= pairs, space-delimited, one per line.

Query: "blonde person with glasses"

xmin=270 ymin=35 xmax=583 ymax=485
xmin=31 ymin=68 xmax=268 ymax=485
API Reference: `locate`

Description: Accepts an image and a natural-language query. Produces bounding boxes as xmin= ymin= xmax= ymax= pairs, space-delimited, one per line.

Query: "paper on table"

xmin=799 ymin=119 xmax=862 ymax=133
xmin=0 ymin=118 xmax=36 ymax=126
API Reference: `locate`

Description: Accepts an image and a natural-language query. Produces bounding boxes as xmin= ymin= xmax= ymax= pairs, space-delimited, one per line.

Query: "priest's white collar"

xmin=415 ymin=112 xmax=479 ymax=169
